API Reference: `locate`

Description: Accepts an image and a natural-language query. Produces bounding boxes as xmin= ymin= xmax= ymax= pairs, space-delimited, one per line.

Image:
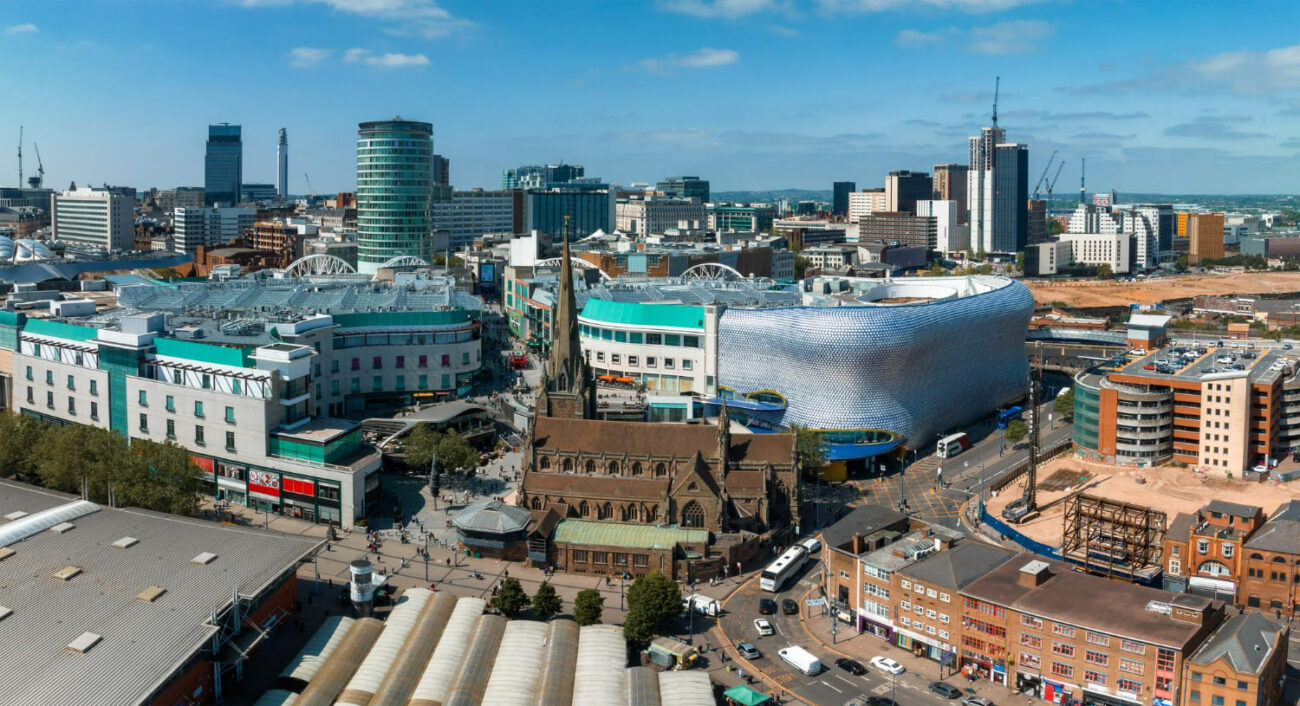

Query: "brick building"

xmin=1182 ymin=612 xmax=1289 ymax=706
xmin=549 ymin=520 xmax=708 ymax=580
xmin=1239 ymin=499 xmax=1300 ymax=618
xmin=1162 ymin=501 xmax=1267 ymax=601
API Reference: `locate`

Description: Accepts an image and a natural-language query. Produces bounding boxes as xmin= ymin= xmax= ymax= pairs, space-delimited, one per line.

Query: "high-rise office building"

xmin=356 ymin=118 xmax=434 ymax=274
xmin=932 ymin=164 xmax=968 ymax=224
xmin=968 ymin=126 xmax=1028 ymax=255
xmin=847 ymin=189 xmax=887 ymax=223
xmin=656 ymin=176 xmax=710 ymax=203
xmin=173 ymin=206 xmax=256 ymax=253
xmin=1188 ymin=213 xmax=1225 ymax=264
xmin=204 ymin=124 xmax=243 ymax=207
xmin=858 ymin=211 xmax=935 ymax=249
xmin=523 ymin=186 xmax=613 ymax=240
xmin=51 ymin=187 xmax=134 ymax=251
xmin=431 ymin=189 xmax=518 ymax=249
xmin=832 ymin=181 xmax=855 ymax=217
xmin=503 ymin=164 xmax=584 ymax=189
xmin=1027 ymin=199 xmax=1048 ymax=245
xmin=916 ymin=200 xmax=966 ymax=254
xmin=276 ymin=128 xmax=288 ymax=199
xmin=884 ymin=170 xmax=932 ymax=214
xmin=432 ymin=154 xmax=450 ymax=187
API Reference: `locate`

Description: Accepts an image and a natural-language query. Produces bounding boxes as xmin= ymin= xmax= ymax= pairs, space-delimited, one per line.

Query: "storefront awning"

xmin=723 ymin=685 xmax=771 ymax=705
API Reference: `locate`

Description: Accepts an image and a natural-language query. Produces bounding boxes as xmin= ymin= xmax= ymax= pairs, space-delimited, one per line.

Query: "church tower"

xmin=535 ymin=217 xmax=596 ymax=420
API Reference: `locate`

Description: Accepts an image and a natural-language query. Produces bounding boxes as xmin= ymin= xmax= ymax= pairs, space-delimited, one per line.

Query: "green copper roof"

xmin=154 ymin=338 xmax=252 ymax=367
xmin=552 ymin=520 xmax=707 ymax=550
xmin=580 ymin=299 xmax=705 ymax=330
xmin=23 ymin=318 xmax=99 ymax=342
xmin=332 ymin=310 xmax=472 ymax=329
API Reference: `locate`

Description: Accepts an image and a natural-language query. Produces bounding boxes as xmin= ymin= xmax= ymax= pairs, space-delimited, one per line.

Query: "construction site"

xmin=1026 ymin=270 xmax=1300 ymax=308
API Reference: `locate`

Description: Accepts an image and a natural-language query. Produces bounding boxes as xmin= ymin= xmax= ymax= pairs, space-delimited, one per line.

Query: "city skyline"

xmin=0 ymin=1 xmax=1298 ymax=194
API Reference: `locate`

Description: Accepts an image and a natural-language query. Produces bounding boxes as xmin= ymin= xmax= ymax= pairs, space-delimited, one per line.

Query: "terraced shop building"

xmin=575 ymin=274 xmax=1034 ymax=469
xmin=0 ymin=276 xmax=484 ymax=527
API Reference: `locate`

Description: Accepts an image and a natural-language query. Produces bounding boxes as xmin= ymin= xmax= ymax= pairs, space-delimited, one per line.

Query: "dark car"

xmin=866 ymin=698 xmax=899 ymax=706
xmin=929 ymin=681 xmax=962 ymax=699
xmin=758 ymin=598 xmax=777 ymax=615
xmin=782 ymin=598 xmax=799 ymax=615
xmin=835 ymin=657 xmax=867 ymax=675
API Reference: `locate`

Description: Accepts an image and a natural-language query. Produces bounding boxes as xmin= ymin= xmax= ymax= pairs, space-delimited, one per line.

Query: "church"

xmin=518 ymin=225 xmax=802 ymax=536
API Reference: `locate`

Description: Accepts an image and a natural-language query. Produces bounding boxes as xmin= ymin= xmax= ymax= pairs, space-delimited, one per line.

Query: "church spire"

xmin=547 ymin=215 xmax=581 ymax=387
xmin=717 ymin=399 xmax=731 ymax=468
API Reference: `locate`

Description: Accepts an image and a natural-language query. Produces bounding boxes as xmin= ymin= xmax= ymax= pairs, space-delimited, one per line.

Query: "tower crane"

xmin=1045 ymin=161 xmax=1065 ymax=204
xmin=303 ymin=172 xmax=315 ymax=198
xmin=1079 ymin=158 xmax=1087 ymax=204
xmin=1032 ymin=150 xmax=1058 ymax=199
xmin=16 ymin=127 xmax=22 ymax=188
xmin=27 ymin=143 xmax=44 ymax=189
xmin=991 ymin=76 xmax=1000 ymax=127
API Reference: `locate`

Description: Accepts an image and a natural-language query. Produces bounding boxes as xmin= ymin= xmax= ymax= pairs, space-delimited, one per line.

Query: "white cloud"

xmin=4 ymin=23 xmax=38 ymax=35
xmin=966 ymin=19 xmax=1053 ymax=54
xmin=237 ymin=0 xmax=470 ymax=39
xmin=634 ymin=47 xmax=740 ymax=75
xmin=342 ymin=48 xmax=428 ymax=68
xmin=288 ymin=46 xmax=332 ymax=67
xmin=657 ymin=0 xmax=781 ymax=18
xmin=894 ymin=29 xmax=947 ymax=47
xmin=819 ymin=0 xmax=1045 ymax=13
xmin=1192 ymin=44 xmax=1300 ymax=95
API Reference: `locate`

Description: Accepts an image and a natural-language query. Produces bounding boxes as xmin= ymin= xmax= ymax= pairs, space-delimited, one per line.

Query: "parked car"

xmin=866 ymin=698 xmax=899 ymax=706
xmin=753 ymin=618 xmax=774 ymax=636
xmin=800 ymin=537 xmax=822 ymax=553
xmin=835 ymin=658 xmax=867 ymax=675
xmin=758 ymin=598 xmax=777 ymax=615
xmin=736 ymin=641 xmax=762 ymax=660
xmin=929 ymin=681 xmax=962 ymax=699
xmin=782 ymin=599 xmax=799 ymax=616
xmin=869 ymin=656 xmax=905 ymax=675
xmin=961 ymin=697 xmax=994 ymax=706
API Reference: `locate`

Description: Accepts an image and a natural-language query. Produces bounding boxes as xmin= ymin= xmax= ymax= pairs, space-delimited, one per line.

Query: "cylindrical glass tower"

xmin=356 ymin=118 xmax=433 ymax=274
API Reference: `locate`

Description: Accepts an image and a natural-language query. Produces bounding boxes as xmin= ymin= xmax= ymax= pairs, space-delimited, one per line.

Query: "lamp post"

xmin=977 ymin=463 xmax=987 ymax=525
xmin=687 ymin=596 xmax=694 ymax=644
xmin=620 ymin=573 xmax=626 ymax=611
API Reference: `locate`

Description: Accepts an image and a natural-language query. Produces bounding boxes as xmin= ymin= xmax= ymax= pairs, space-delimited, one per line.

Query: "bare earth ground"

xmin=1027 ymin=271 xmax=1300 ymax=308
xmin=985 ymin=455 xmax=1300 ymax=547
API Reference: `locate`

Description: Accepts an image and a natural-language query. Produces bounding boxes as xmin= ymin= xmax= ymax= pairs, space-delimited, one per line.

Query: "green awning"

xmin=723 ymin=685 xmax=771 ymax=705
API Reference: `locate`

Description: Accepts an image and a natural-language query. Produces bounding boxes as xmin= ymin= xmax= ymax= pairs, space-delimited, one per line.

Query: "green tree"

xmin=1015 ymin=251 xmax=1026 ymax=272
xmin=787 ymin=424 xmax=826 ymax=474
xmin=975 ymin=248 xmax=987 ymax=262
xmin=573 ymin=589 xmax=605 ymax=626
xmin=123 ymin=439 xmax=205 ymax=516
xmin=531 ymin=581 xmax=563 ymax=621
xmin=438 ymin=431 xmax=480 ymax=472
xmin=1053 ymin=389 xmax=1075 ymax=421
xmin=794 ymin=255 xmax=811 ymax=279
xmin=491 ymin=577 xmax=529 ymax=617
xmin=404 ymin=425 xmax=480 ymax=475
xmin=0 ymin=411 xmax=48 ymax=480
xmin=622 ymin=605 xmax=658 ymax=645
xmin=625 ymin=571 xmax=682 ymax=635
xmin=1173 ymin=255 xmax=1189 ymax=273
xmin=1096 ymin=263 xmax=1113 ymax=279
xmin=1004 ymin=419 xmax=1029 ymax=446
xmin=404 ymin=424 xmax=441 ymax=471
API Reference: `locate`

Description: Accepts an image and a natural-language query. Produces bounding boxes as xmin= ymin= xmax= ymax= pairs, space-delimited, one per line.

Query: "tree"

xmin=574 ymin=589 xmax=605 ymax=626
xmin=405 ymin=425 xmax=480 ymax=475
xmin=975 ymin=248 xmax=987 ymax=262
xmin=794 ymin=255 xmax=811 ymax=279
xmin=0 ymin=411 xmax=48 ymax=480
xmin=788 ymin=424 xmax=826 ymax=474
xmin=491 ymin=577 xmax=529 ymax=617
xmin=1053 ymin=389 xmax=1075 ymax=421
xmin=437 ymin=431 xmax=480 ymax=472
xmin=124 ymin=439 xmax=205 ymax=517
xmin=625 ymin=571 xmax=682 ymax=635
xmin=531 ymin=581 xmax=563 ymax=621
xmin=404 ymin=424 xmax=441 ymax=472
xmin=1015 ymin=251 xmax=1026 ymax=272
xmin=622 ymin=605 xmax=658 ymax=645
xmin=1003 ymin=419 xmax=1029 ymax=446
xmin=1096 ymin=263 xmax=1113 ymax=279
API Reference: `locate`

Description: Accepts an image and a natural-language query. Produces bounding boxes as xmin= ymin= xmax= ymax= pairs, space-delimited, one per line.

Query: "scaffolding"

xmin=1061 ymin=492 xmax=1166 ymax=584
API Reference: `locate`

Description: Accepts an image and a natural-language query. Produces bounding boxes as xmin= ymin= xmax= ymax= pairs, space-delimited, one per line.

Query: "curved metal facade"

xmin=718 ymin=279 xmax=1034 ymax=445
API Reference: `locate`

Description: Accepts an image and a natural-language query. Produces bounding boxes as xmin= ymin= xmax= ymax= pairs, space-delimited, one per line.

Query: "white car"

xmin=800 ymin=537 xmax=822 ymax=553
xmin=754 ymin=618 xmax=775 ymax=636
xmin=870 ymin=656 xmax=905 ymax=675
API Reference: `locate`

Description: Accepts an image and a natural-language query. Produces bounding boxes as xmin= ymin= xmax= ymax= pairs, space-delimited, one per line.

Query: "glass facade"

xmin=1073 ymin=375 xmax=1102 ymax=451
xmin=524 ymin=187 xmax=612 ymax=239
xmin=356 ymin=119 xmax=434 ymax=274
xmin=204 ymin=124 xmax=242 ymax=207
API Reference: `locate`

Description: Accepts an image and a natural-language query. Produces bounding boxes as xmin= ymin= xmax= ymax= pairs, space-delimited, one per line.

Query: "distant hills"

xmin=712 ymin=190 xmax=1297 ymax=211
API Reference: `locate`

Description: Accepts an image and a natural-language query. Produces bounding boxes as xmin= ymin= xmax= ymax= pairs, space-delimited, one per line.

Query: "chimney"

xmin=1018 ymin=560 xmax=1052 ymax=588
xmin=852 ymin=534 xmax=863 ymax=555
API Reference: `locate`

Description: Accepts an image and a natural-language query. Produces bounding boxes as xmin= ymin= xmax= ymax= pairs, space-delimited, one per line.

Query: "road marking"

xmin=824 ymin=682 xmax=843 ymax=694
xmin=835 ymin=675 xmax=856 ymax=687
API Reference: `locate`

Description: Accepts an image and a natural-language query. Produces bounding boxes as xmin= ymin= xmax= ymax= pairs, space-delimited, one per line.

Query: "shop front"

xmin=892 ymin=630 xmax=950 ymax=663
xmin=858 ymin=613 xmax=893 ymax=641
xmin=1039 ymin=678 xmax=1076 ymax=705
xmin=1081 ymin=688 xmax=1134 ymax=706
xmin=248 ymin=469 xmax=283 ymax=514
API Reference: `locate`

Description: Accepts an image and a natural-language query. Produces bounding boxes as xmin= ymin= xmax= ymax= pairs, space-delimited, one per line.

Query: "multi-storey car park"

xmin=1 ymin=273 xmax=483 ymax=527
xmin=1073 ymin=343 xmax=1300 ymax=475
xmin=568 ymin=271 xmax=1034 ymax=471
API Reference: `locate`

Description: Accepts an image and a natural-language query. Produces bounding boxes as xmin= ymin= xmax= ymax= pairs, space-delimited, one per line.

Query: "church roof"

xmin=525 ymin=474 xmax=669 ymax=500
xmin=532 ymin=417 xmax=795 ymax=465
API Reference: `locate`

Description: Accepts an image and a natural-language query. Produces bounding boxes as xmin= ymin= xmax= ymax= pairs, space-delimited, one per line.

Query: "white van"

xmin=683 ymin=593 xmax=721 ymax=617
xmin=777 ymin=646 xmax=822 ymax=676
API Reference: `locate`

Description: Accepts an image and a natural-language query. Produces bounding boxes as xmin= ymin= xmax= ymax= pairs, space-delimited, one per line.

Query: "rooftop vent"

xmin=67 ymin=632 xmax=102 ymax=653
xmin=54 ymin=565 xmax=82 ymax=581
xmin=0 ymin=548 xmax=13 ymax=561
xmin=3 ymin=511 xmax=28 ymax=521
xmin=49 ymin=522 xmax=75 ymax=534
xmin=137 ymin=586 xmax=167 ymax=602
xmin=111 ymin=537 xmax=139 ymax=549
xmin=1145 ymin=600 xmax=1173 ymax=615
xmin=1018 ymin=560 xmax=1052 ymax=587
xmin=191 ymin=552 xmax=218 ymax=565
xmin=0 ymin=606 xmax=11 ymax=621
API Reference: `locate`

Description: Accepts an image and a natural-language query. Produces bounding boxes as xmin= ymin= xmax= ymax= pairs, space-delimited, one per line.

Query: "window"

xmin=232 ymin=379 xmax=241 ymax=395
xmin=901 ymin=600 xmax=912 ymax=612
xmin=90 ymin=401 xmax=98 ymax=420
xmin=1222 ymin=544 xmax=1233 ymax=558
xmin=195 ymin=426 xmax=205 ymax=445
xmin=1020 ymin=633 xmax=1042 ymax=649
xmin=139 ymin=413 xmax=148 ymax=432
xmin=332 ymin=359 xmax=340 ymax=373
xmin=939 ymin=630 xmax=949 ymax=640
xmin=572 ymin=550 xmax=588 ymax=563
xmin=441 ymin=354 xmax=450 ymax=367
xmin=1085 ymin=650 xmax=1108 ymax=666
xmin=138 ymin=390 xmax=148 ymax=406
xmin=89 ymin=380 xmax=97 ymax=396
xmin=1086 ymin=632 xmax=1110 ymax=647
xmin=418 ymin=375 xmax=428 ymax=389
xmin=901 ymin=580 xmax=912 ymax=590
xmin=926 ymin=608 xmax=937 ymax=618
xmin=226 ymin=431 xmax=236 ymax=451
xmin=1085 ymin=670 xmax=1107 ymax=686
xmin=1022 ymin=614 xmax=1044 ymax=629
xmin=1019 ymin=652 xmax=1041 ymax=670
xmin=46 ymin=390 xmax=53 ymax=408
xmin=1236 ymin=682 xmax=1247 ymax=691
xmin=351 ymin=357 xmax=360 ymax=371
xmin=45 ymin=370 xmax=52 ymax=384
xmin=194 ymin=401 xmax=204 ymax=417
xmin=1212 ymin=676 xmax=1226 ymax=686
xmin=1157 ymin=648 xmax=1175 ymax=673
xmin=165 ymin=395 xmax=175 ymax=412
xmin=646 ymin=333 xmax=662 ymax=345
xmin=1119 ymin=658 xmax=1144 ymax=675
xmin=1120 ymin=639 xmax=1146 ymax=655
xmin=939 ymin=613 xmax=950 ymax=624
xmin=24 ymin=366 xmax=31 ymax=380
xmin=1052 ymin=642 xmax=1075 ymax=658
xmin=1050 ymin=662 xmax=1074 ymax=679
xmin=166 ymin=419 xmax=175 ymax=439
xmin=351 ymin=378 xmax=361 ymax=393
xmin=66 ymin=374 xmax=75 ymax=390
xmin=225 ymin=406 xmax=235 ymax=424
xmin=899 ymin=616 xmax=910 ymax=627
xmin=1117 ymin=679 xmax=1142 ymax=695
xmin=67 ymin=397 xmax=75 ymax=414
xmin=913 ymin=604 xmax=922 ymax=615
xmin=373 ymin=376 xmax=382 ymax=391
xmin=592 ymin=551 xmax=608 ymax=564
xmin=373 ymin=356 xmax=383 ymax=369
xmin=628 ymin=355 xmax=639 ymax=366
xmin=462 ymin=352 xmax=470 ymax=364
xmin=25 ymin=386 xmax=32 ymax=404
xmin=595 ymin=352 xmax=604 ymax=362
xmin=1198 ymin=539 xmax=1210 ymax=554
xmin=611 ymin=354 xmax=620 ymax=364
xmin=939 ymin=592 xmax=950 ymax=603
xmin=682 ymin=359 xmax=693 ymax=370
xmin=331 ymin=380 xmax=340 ymax=395
xmin=1052 ymin=624 xmax=1076 ymax=638
xmin=395 ymin=355 xmax=404 ymax=369
xmin=201 ymin=374 xmax=212 ymax=390
xmin=172 ymin=369 xmax=182 ymax=384
xmin=646 ymin=357 xmax=656 ymax=367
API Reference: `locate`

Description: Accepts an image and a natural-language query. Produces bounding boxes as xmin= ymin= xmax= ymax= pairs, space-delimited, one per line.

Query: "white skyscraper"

xmin=276 ymin=128 xmax=288 ymax=199
xmin=967 ymin=127 xmax=1029 ymax=255
xmin=917 ymin=200 xmax=967 ymax=255
xmin=51 ymin=187 xmax=134 ymax=252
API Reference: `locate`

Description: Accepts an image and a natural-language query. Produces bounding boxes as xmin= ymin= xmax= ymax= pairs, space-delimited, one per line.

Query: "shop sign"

xmin=283 ymin=476 xmax=315 ymax=496
xmin=248 ymin=470 xmax=281 ymax=498
xmin=191 ymin=455 xmax=215 ymax=476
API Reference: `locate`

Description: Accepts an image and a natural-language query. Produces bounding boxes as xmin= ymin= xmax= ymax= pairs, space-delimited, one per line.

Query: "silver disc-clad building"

xmin=719 ymin=276 xmax=1033 ymax=449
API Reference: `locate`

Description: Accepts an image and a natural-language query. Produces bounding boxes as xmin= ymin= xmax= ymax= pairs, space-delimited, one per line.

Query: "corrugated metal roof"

xmin=453 ymin=501 xmax=532 ymax=534
xmin=0 ymin=480 xmax=320 ymax=706
xmin=552 ymin=520 xmax=707 ymax=550
xmin=572 ymin=625 xmax=627 ymax=706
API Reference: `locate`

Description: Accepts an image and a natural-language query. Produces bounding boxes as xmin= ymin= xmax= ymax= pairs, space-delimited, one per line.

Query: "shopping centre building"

xmin=0 ymin=274 xmax=484 ymax=527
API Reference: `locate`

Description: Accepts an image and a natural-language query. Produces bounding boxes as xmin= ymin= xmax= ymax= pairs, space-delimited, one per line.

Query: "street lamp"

xmin=620 ymin=573 xmax=626 ymax=611
xmin=687 ymin=596 xmax=694 ymax=644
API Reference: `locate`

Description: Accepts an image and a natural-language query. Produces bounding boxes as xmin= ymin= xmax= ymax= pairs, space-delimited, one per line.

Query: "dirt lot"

xmin=986 ymin=456 xmax=1300 ymax=547
xmin=1027 ymin=271 xmax=1300 ymax=308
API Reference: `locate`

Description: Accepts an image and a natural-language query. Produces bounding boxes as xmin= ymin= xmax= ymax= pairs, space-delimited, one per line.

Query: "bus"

xmin=760 ymin=545 xmax=810 ymax=592
xmin=936 ymin=432 xmax=969 ymax=459
xmin=996 ymin=406 xmax=1023 ymax=429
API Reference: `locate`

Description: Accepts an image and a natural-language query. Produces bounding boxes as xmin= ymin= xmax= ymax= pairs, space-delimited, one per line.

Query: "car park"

xmin=782 ymin=599 xmax=799 ymax=615
xmin=929 ymin=682 xmax=962 ymax=699
xmin=753 ymin=618 xmax=774 ymax=636
xmin=736 ymin=641 xmax=762 ymax=659
xmin=759 ymin=598 xmax=777 ymax=615
xmin=835 ymin=658 xmax=867 ymax=675
xmin=869 ymin=656 xmax=905 ymax=675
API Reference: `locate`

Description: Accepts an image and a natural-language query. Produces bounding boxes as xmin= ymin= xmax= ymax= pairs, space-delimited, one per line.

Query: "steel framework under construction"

xmin=1061 ymin=492 xmax=1166 ymax=584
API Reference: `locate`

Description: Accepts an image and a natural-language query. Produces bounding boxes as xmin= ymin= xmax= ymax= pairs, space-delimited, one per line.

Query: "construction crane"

xmin=16 ymin=126 xmax=22 ymax=188
xmin=991 ymin=76 xmax=1000 ymax=127
xmin=1079 ymin=157 xmax=1087 ymax=204
xmin=1032 ymin=150 xmax=1058 ymax=199
xmin=303 ymin=172 xmax=315 ymax=198
xmin=27 ymin=143 xmax=43 ymax=189
xmin=1044 ymin=161 xmax=1065 ymax=204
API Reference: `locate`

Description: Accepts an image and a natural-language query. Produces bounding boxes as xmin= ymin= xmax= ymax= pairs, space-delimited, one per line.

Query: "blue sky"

xmin=1 ymin=0 xmax=1298 ymax=194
